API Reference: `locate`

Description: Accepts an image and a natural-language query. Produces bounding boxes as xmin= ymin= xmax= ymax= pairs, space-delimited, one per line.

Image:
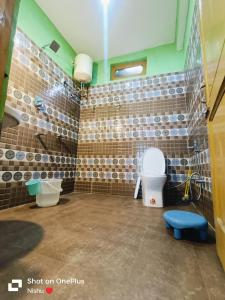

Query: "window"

xmin=111 ymin=59 xmax=147 ymax=81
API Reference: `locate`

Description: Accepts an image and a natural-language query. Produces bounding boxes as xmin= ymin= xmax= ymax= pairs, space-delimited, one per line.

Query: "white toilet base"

xmin=36 ymin=193 xmax=60 ymax=207
xmin=142 ymin=190 xmax=163 ymax=207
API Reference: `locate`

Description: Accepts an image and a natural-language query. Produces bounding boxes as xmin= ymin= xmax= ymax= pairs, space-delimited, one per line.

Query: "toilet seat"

xmin=141 ymin=148 xmax=165 ymax=175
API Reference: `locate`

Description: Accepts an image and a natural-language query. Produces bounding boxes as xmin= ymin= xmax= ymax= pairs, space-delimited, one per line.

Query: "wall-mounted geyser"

xmin=73 ymin=54 xmax=93 ymax=83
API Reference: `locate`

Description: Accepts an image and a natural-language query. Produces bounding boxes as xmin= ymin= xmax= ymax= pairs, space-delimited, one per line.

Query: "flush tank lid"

xmin=142 ymin=147 xmax=165 ymax=175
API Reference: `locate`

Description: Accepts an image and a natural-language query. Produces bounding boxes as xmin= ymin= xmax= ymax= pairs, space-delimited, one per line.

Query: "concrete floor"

xmin=0 ymin=192 xmax=224 ymax=300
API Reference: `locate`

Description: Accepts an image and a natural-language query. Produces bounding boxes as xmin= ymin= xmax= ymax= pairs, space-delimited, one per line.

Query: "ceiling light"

xmin=101 ymin=0 xmax=110 ymax=6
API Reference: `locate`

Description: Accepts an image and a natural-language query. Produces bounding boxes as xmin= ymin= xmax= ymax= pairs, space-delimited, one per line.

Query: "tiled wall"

xmin=76 ymin=72 xmax=190 ymax=200
xmin=185 ymin=3 xmax=213 ymax=225
xmin=0 ymin=5 xmax=214 ymax=224
xmin=0 ymin=29 xmax=80 ymax=209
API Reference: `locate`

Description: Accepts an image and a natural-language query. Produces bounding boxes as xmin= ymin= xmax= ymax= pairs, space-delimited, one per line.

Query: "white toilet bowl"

xmin=36 ymin=179 xmax=63 ymax=207
xmin=141 ymin=148 xmax=166 ymax=207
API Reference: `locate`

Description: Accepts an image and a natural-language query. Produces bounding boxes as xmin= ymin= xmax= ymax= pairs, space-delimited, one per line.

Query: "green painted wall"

xmin=91 ymin=43 xmax=186 ymax=85
xmin=91 ymin=0 xmax=196 ymax=86
xmin=0 ymin=0 xmax=21 ymax=123
xmin=17 ymin=0 xmax=76 ymax=76
xmin=183 ymin=0 xmax=196 ymax=58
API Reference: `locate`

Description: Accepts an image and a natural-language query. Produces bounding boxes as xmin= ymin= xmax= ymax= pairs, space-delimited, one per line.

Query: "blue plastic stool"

xmin=163 ymin=210 xmax=208 ymax=240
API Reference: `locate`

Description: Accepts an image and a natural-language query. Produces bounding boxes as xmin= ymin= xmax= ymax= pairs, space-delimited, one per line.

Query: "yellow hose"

xmin=183 ymin=169 xmax=191 ymax=200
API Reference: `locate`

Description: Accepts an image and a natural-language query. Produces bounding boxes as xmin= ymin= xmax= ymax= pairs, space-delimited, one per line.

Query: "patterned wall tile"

xmin=0 ymin=28 xmax=80 ymax=209
xmin=185 ymin=2 xmax=213 ymax=224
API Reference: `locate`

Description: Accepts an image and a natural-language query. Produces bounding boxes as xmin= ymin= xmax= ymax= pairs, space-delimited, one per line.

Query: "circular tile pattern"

xmin=31 ymin=63 xmax=38 ymax=72
xmin=170 ymin=115 xmax=177 ymax=122
xmin=39 ymin=53 xmax=48 ymax=65
xmin=49 ymin=156 xmax=55 ymax=163
xmin=179 ymin=128 xmax=187 ymax=135
xmin=58 ymin=127 xmax=63 ymax=134
xmin=181 ymin=159 xmax=188 ymax=166
xmin=26 ymin=153 xmax=34 ymax=161
xmin=30 ymin=117 xmax=38 ymax=125
xmin=54 ymin=111 xmax=58 ymax=118
xmin=76 ymin=158 xmax=81 ymax=164
xmin=133 ymin=173 xmax=138 ymax=180
xmin=171 ymin=129 xmax=178 ymax=136
xmin=46 ymin=123 xmax=52 ymax=130
xmin=169 ymin=88 xmax=175 ymax=94
xmin=24 ymin=172 xmax=32 ymax=181
xmin=41 ymin=172 xmax=47 ymax=179
xmin=5 ymin=150 xmax=15 ymax=159
xmin=54 ymin=172 xmax=60 ymax=178
xmin=133 ymin=159 xmax=138 ymax=165
xmin=13 ymin=172 xmax=22 ymax=181
xmin=113 ymin=159 xmax=118 ymax=165
xmin=178 ymin=114 xmax=185 ymax=121
xmin=119 ymin=159 xmax=125 ymax=165
xmin=35 ymin=154 xmax=42 ymax=161
xmin=155 ymin=130 xmax=161 ymax=137
xmin=42 ymin=154 xmax=48 ymax=163
xmin=119 ymin=173 xmax=125 ymax=179
xmin=81 ymin=172 xmax=85 ymax=178
xmin=33 ymin=172 xmax=40 ymax=179
xmin=14 ymin=90 xmax=22 ymax=99
xmin=154 ymin=116 xmax=161 ymax=123
xmin=23 ymin=95 xmax=31 ymax=104
xmin=176 ymin=87 xmax=183 ymax=94
xmin=55 ymin=156 xmax=61 ymax=163
xmin=39 ymin=70 xmax=45 ymax=78
xmin=172 ymin=159 xmax=180 ymax=166
xmin=153 ymin=78 xmax=159 ymax=84
xmin=39 ymin=120 xmax=46 ymax=128
xmin=162 ymin=115 xmax=169 ymax=122
xmin=48 ymin=172 xmax=53 ymax=178
xmin=2 ymin=172 xmax=12 ymax=182
xmin=31 ymin=46 xmax=38 ymax=55
xmin=126 ymin=173 xmax=133 ymax=180
xmin=162 ymin=130 xmax=169 ymax=136
xmin=21 ymin=113 xmax=29 ymax=122
xmin=161 ymin=89 xmax=168 ymax=95
xmin=99 ymin=172 xmax=104 ymax=179
xmin=93 ymin=172 xmax=98 ymax=178
xmin=52 ymin=125 xmax=57 ymax=132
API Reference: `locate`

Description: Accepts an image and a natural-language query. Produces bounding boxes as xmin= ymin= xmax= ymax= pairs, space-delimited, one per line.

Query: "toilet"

xmin=141 ymin=148 xmax=167 ymax=207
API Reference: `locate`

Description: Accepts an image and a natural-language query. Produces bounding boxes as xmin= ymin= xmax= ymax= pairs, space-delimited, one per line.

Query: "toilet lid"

xmin=142 ymin=148 xmax=165 ymax=175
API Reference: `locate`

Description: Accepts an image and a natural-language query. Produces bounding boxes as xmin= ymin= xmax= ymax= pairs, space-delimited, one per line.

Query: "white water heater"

xmin=73 ymin=54 xmax=93 ymax=83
